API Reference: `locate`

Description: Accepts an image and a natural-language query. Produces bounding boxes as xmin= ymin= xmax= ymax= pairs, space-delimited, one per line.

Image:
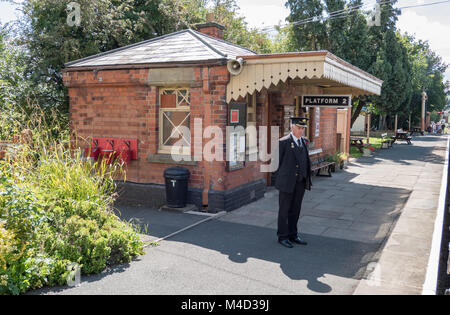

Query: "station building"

xmin=63 ymin=22 xmax=383 ymax=212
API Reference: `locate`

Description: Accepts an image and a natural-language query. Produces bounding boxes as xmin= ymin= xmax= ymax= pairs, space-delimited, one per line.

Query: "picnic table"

xmin=392 ymin=131 xmax=412 ymax=145
xmin=410 ymin=127 xmax=424 ymax=136
xmin=350 ymin=136 xmax=365 ymax=153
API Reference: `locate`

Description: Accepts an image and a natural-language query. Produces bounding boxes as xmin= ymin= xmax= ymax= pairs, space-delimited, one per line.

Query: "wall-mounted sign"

xmin=303 ymin=95 xmax=352 ymax=108
xmin=227 ymin=102 xmax=247 ymax=171
xmin=230 ymin=109 xmax=240 ymax=124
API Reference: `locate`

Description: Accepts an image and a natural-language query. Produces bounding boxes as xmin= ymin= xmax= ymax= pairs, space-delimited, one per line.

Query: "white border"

xmin=422 ymin=135 xmax=450 ymax=295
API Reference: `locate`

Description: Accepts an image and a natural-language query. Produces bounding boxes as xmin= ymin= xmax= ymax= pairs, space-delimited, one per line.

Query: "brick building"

xmin=63 ymin=22 xmax=383 ymax=212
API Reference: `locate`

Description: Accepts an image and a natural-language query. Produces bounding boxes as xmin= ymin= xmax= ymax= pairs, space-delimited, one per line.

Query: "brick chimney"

xmin=195 ymin=13 xmax=225 ymax=40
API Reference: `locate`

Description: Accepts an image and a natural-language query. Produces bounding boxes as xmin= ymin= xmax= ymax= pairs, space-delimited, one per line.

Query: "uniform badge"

xmin=291 ymin=143 xmax=295 ymax=149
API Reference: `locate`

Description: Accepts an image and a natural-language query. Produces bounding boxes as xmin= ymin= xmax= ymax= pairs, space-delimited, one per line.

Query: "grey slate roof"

xmin=65 ymin=29 xmax=257 ymax=68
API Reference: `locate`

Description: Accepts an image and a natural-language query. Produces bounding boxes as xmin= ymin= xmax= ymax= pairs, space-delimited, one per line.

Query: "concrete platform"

xmin=31 ymin=135 xmax=448 ymax=295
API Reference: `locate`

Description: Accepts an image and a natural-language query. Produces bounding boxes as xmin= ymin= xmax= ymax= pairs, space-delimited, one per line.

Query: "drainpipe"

xmin=202 ymin=66 xmax=211 ymax=209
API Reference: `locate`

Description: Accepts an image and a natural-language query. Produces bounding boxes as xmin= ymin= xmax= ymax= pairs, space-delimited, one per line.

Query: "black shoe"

xmin=278 ymin=239 xmax=294 ymax=248
xmin=290 ymin=236 xmax=308 ymax=246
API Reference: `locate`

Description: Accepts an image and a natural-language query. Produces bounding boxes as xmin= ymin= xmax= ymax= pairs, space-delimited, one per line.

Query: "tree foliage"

xmin=1 ymin=0 xmax=448 ymax=129
xmin=4 ymin=0 xmax=271 ymax=113
xmin=285 ymin=0 xmax=448 ymax=129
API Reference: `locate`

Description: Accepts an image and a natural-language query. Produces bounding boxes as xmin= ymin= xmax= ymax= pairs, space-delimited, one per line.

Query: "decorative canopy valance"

xmin=226 ymin=51 xmax=383 ymax=102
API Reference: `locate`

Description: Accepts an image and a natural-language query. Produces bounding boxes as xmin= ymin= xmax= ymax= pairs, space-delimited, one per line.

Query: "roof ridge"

xmin=65 ymin=29 xmax=191 ymax=67
xmin=189 ymin=29 xmax=257 ymax=55
xmin=186 ymin=29 xmax=228 ymax=58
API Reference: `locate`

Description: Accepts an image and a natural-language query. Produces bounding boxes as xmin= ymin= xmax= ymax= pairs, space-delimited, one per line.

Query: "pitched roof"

xmin=65 ymin=29 xmax=257 ymax=68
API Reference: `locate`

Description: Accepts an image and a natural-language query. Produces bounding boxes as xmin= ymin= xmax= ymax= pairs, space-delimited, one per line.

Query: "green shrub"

xmin=0 ymin=108 xmax=145 ymax=295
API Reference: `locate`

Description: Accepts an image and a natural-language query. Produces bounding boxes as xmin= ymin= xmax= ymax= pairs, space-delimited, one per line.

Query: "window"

xmin=159 ymin=88 xmax=191 ymax=155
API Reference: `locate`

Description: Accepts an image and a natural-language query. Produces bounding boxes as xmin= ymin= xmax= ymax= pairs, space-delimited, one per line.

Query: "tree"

xmin=6 ymin=0 xmax=272 ymax=113
xmin=208 ymin=0 xmax=273 ymax=53
xmin=11 ymin=0 xmax=165 ymax=111
xmin=286 ymin=0 xmax=328 ymax=51
xmin=400 ymin=33 xmax=448 ymax=127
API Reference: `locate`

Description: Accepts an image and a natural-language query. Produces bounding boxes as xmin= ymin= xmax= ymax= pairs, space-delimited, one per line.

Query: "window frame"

xmin=158 ymin=87 xmax=191 ymax=155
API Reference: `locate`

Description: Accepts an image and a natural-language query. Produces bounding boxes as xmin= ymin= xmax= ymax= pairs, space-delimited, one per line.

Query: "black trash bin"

xmin=163 ymin=166 xmax=190 ymax=208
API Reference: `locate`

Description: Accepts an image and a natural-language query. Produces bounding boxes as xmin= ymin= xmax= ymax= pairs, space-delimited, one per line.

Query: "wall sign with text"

xmin=227 ymin=102 xmax=247 ymax=172
xmin=303 ymin=95 xmax=352 ymax=108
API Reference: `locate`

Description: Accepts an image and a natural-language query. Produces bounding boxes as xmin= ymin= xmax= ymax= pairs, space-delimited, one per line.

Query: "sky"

xmin=0 ymin=0 xmax=449 ymax=82
xmin=234 ymin=0 xmax=450 ymax=82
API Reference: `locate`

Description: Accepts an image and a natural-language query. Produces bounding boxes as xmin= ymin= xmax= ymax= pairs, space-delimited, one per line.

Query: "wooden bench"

xmin=310 ymin=157 xmax=334 ymax=177
xmin=381 ymin=133 xmax=393 ymax=149
xmin=309 ymin=149 xmax=334 ymax=177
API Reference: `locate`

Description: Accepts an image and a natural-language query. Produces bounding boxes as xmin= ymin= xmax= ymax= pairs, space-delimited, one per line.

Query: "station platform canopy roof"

xmin=227 ymin=52 xmax=383 ymax=103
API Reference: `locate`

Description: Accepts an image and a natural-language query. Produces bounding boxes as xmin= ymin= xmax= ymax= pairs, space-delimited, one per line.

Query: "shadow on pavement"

xmin=353 ymin=135 xmax=446 ymax=166
xmin=32 ymin=178 xmax=408 ymax=294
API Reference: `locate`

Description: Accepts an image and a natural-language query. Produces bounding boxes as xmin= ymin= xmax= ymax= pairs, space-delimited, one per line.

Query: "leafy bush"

xmin=0 ymin=108 xmax=144 ymax=295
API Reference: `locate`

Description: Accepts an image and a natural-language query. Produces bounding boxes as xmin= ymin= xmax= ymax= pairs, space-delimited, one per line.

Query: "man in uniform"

xmin=275 ymin=117 xmax=312 ymax=248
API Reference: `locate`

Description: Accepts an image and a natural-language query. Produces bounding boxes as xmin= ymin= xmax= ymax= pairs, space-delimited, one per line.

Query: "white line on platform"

xmin=422 ymin=135 xmax=449 ymax=295
xmin=184 ymin=210 xmax=219 ymax=217
xmin=153 ymin=211 xmax=227 ymax=244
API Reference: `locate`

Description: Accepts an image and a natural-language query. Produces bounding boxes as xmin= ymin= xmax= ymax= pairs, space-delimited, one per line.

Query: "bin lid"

xmin=164 ymin=166 xmax=190 ymax=179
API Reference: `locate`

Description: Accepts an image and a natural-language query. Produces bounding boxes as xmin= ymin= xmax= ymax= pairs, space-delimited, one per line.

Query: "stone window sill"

xmin=147 ymin=153 xmax=198 ymax=166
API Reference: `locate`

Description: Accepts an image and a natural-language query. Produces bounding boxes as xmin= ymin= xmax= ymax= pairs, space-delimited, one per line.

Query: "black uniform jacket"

xmin=275 ymin=134 xmax=313 ymax=193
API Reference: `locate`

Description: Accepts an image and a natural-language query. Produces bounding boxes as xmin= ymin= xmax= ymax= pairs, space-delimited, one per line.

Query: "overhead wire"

xmin=258 ymin=0 xmax=450 ymax=32
xmin=258 ymin=0 xmax=391 ymax=31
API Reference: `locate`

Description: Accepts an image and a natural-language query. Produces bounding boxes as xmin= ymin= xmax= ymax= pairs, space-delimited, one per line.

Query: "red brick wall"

xmin=64 ymin=65 xmax=265 ymax=196
xmin=197 ymin=26 xmax=224 ymax=39
xmin=319 ymin=107 xmax=338 ymax=156
xmin=64 ymin=66 xmax=340 ymax=201
xmin=64 ymin=68 xmax=206 ymax=189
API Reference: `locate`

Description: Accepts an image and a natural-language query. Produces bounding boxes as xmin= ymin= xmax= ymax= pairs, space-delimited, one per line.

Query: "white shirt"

xmin=290 ymin=132 xmax=302 ymax=147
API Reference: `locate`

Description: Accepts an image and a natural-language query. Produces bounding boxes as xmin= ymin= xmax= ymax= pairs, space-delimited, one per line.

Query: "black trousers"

xmin=277 ymin=178 xmax=306 ymax=241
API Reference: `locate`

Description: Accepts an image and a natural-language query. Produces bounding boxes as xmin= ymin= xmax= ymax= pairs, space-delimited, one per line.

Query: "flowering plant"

xmin=363 ymin=143 xmax=375 ymax=151
xmin=337 ymin=152 xmax=349 ymax=161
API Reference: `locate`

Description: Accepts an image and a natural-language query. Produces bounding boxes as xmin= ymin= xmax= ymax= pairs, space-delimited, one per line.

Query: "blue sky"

xmin=1 ymin=0 xmax=449 ymax=81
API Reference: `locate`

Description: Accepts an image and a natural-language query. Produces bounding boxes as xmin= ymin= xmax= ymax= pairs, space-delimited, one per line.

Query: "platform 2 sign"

xmin=303 ymin=95 xmax=351 ymax=108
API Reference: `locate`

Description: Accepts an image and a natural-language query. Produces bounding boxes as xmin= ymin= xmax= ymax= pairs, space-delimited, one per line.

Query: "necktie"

xmin=297 ymin=139 xmax=301 ymax=148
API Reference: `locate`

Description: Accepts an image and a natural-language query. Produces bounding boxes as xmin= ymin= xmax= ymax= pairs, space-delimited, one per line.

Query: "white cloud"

xmin=235 ymin=0 xmax=290 ymax=29
xmin=0 ymin=2 xmax=21 ymax=25
xmin=397 ymin=10 xmax=450 ymax=82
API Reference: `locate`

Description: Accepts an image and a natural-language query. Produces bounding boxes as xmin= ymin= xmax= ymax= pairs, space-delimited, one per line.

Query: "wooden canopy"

xmin=227 ymin=51 xmax=383 ymax=102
